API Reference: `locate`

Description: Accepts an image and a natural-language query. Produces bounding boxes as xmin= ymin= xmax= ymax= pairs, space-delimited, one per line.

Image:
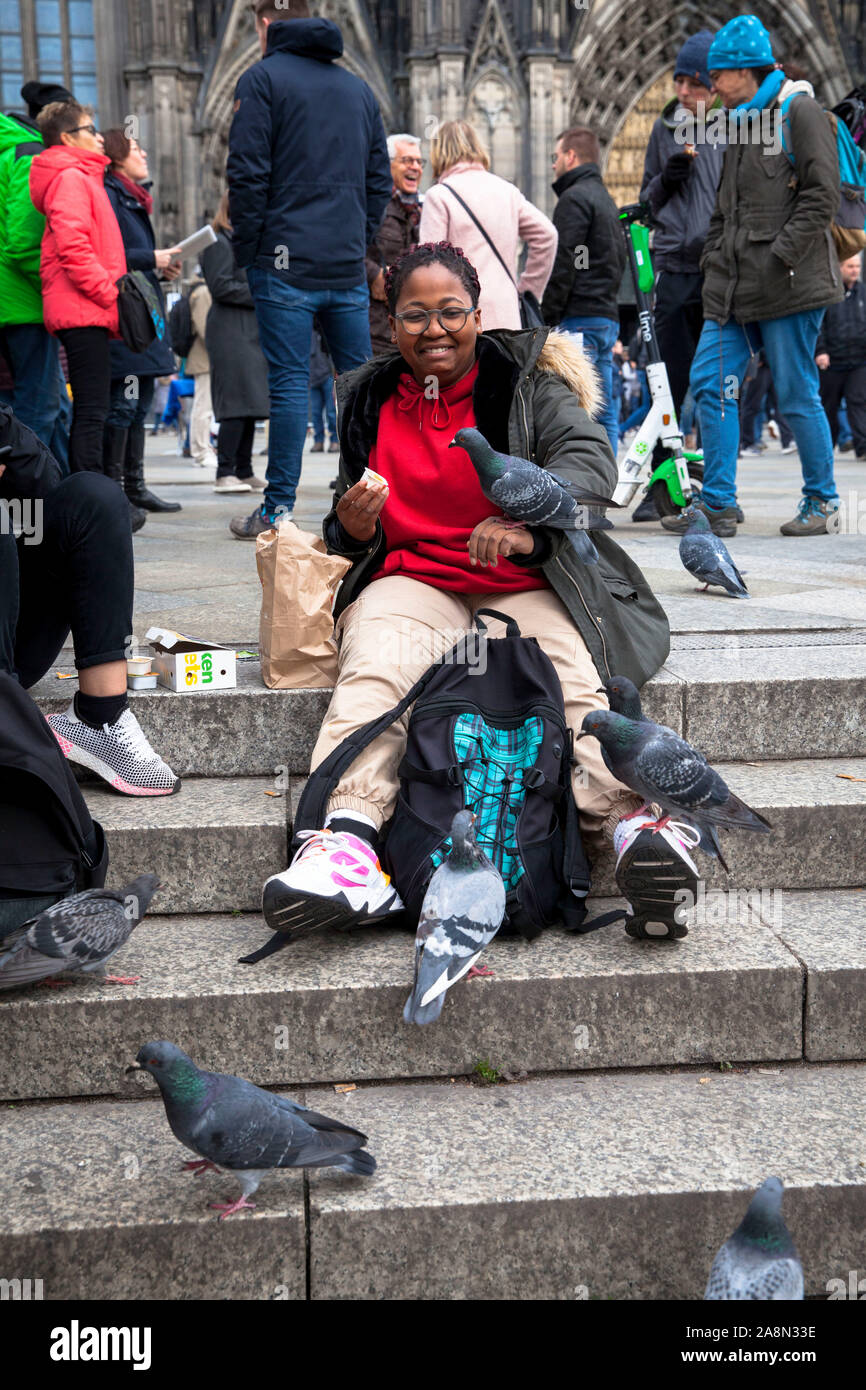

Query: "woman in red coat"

xmin=29 ymin=102 xmax=126 ymax=474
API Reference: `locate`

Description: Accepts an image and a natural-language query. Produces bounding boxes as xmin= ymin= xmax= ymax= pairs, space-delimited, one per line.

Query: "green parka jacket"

xmin=701 ymin=81 xmax=843 ymax=324
xmin=324 ymin=327 xmax=670 ymax=686
xmin=0 ymin=112 xmax=46 ymax=326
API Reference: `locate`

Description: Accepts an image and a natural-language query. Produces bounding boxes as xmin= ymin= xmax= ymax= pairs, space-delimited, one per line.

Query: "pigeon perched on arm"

xmin=705 ymin=1177 xmax=804 ymax=1299
xmin=127 ymin=1041 xmax=376 ymax=1220
xmin=0 ymin=874 xmax=160 ymax=990
xmin=404 ymin=810 xmax=506 ymax=1026
xmin=577 ymin=710 xmax=771 ymax=872
xmin=449 ymin=427 xmax=620 ymax=567
xmin=679 ymin=507 xmax=749 ymax=598
xmin=599 ymin=674 xmax=646 ymax=723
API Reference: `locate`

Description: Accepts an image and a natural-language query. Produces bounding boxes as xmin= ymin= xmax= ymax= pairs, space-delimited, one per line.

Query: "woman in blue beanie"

xmin=663 ymin=14 xmax=843 ymax=538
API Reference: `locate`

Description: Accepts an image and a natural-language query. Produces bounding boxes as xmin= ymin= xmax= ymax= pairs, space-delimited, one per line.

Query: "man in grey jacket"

xmin=638 ymin=30 xmax=724 ymax=521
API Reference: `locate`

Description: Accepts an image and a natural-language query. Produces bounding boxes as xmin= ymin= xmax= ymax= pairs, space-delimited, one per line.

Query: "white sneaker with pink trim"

xmin=613 ymin=811 xmax=701 ymax=940
xmin=262 ymin=829 xmax=404 ymax=940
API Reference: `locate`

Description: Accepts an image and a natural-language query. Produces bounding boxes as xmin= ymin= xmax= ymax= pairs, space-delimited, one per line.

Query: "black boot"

xmin=103 ymin=425 xmax=147 ymax=533
xmin=124 ymin=420 xmax=182 ymax=513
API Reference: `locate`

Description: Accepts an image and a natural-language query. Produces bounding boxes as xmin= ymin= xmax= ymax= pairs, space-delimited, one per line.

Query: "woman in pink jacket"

xmin=419 ymin=120 xmax=557 ymax=331
xmin=29 ymin=102 xmax=126 ymax=474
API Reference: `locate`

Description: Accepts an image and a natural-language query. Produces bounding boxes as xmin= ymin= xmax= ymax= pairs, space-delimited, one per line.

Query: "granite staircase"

xmin=2 ymin=635 xmax=866 ymax=1300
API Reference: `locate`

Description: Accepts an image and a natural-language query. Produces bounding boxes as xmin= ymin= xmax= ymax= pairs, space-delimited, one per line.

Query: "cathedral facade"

xmin=2 ymin=1 xmax=864 ymax=242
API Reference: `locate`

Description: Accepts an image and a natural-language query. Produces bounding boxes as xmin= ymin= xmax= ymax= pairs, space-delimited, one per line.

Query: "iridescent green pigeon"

xmin=705 ymin=1178 xmax=804 ymax=1300
xmin=449 ymin=427 xmax=620 ymax=566
xmin=128 ymin=1041 xmax=376 ymax=1219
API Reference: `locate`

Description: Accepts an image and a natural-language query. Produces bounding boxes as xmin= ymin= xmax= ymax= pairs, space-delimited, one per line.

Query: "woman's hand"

xmin=155 ymin=247 xmax=181 ymax=271
xmin=336 ymin=478 xmax=388 ymax=543
xmin=468 ymin=517 xmax=534 ymax=568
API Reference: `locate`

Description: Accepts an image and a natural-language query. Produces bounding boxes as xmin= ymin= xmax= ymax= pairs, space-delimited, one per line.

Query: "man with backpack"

xmin=663 ymin=15 xmax=846 ymax=539
xmin=226 ymin=0 xmax=391 ymax=539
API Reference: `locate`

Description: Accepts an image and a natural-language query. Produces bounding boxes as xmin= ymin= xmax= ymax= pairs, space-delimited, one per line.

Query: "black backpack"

xmin=0 ymin=673 xmax=108 ymax=934
xmin=294 ymin=610 xmax=592 ymax=940
xmin=168 ymin=292 xmax=195 ymax=358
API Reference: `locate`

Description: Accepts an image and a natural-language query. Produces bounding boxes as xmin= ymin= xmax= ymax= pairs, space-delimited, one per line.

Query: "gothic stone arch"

xmin=569 ymin=0 xmax=853 ymax=164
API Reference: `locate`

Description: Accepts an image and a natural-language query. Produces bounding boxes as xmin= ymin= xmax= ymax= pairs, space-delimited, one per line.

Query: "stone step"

xmin=82 ymin=777 xmax=287 ymax=914
xmin=0 ymin=899 xmax=808 ymax=1101
xmin=1 ymin=1062 xmax=863 ymax=1299
xmin=84 ymin=756 xmax=866 ymax=915
xmin=29 ymin=638 xmax=866 ymax=776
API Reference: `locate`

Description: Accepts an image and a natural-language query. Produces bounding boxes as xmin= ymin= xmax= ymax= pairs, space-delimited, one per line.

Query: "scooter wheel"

xmin=649 ymin=463 xmax=704 ymax=517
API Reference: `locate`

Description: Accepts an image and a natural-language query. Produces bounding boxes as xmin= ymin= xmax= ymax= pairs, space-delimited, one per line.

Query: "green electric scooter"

xmin=614 ymin=202 xmax=704 ymax=515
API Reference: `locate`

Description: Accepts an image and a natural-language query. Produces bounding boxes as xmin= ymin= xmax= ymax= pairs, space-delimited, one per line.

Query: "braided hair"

xmin=385 ymin=241 xmax=481 ymax=314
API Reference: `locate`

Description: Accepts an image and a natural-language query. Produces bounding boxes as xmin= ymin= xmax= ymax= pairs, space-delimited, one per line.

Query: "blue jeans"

xmin=310 ymin=381 xmax=337 ymax=443
xmin=622 ymin=373 xmax=652 ymax=432
xmin=690 ymin=310 xmax=836 ymax=510
xmin=1 ymin=323 xmax=71 ymax=473
xmin=246 ymin=269 xmax=371 ymax=515
xmin=559 ymin=315 xmax=619 ymax=452
xmin=107 ymin=374 xmax=156 ymax=431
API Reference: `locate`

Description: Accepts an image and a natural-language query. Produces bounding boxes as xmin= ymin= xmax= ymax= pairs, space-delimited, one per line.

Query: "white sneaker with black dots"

xmin=47 ymin=703 xmax=180 ymax=797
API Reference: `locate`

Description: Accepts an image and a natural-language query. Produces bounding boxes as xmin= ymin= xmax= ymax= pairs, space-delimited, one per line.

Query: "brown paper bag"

xmin=256 ymin=522 xmax=352 ymax=689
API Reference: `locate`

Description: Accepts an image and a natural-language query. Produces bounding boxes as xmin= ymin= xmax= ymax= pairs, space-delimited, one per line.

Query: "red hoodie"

xmin=29 ymin=146 xmax=126 ymax=335
xmin=371 ymin=363 xmax=548 ymax=594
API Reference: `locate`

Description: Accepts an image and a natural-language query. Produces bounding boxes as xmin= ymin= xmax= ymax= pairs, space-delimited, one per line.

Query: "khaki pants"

xmin=310 ymin=575 xmax=640 ymax=847
xmin=190 ymin=373 xmax=215 ymax=466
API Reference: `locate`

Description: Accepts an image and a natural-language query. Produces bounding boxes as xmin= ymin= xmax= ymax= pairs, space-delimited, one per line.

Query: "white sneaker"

xmin=213 ymin=475 xmax=253 ymax=493
xmin=613 ymin=811 xmax=700 ymax=940
xmin=47 ymin=703 xmax=180 ymax=797
xmin=766 ymin=420 xmax=780 ymax=441
xmin=262 ymin=829 xmax=404 ymax=940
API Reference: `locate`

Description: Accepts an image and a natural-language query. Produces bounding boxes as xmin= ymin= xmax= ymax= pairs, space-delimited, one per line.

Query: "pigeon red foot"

xmin=210 ymin=1197 xmax=257 ymax=1221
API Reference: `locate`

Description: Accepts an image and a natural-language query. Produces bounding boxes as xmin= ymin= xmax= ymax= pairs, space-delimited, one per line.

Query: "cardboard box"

xmin=145 ymin=627 xmax=237 ymax=693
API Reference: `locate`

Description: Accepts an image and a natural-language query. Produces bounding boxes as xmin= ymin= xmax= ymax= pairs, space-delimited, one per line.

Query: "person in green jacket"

xmin=662 ymin=16 xmax=843 ymax=539
xmin=0 ymin=82 xmax=73 ymax=470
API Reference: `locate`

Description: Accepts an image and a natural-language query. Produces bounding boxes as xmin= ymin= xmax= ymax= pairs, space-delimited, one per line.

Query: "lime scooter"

xmin=613 ymin=202 xmax=704 ymax=515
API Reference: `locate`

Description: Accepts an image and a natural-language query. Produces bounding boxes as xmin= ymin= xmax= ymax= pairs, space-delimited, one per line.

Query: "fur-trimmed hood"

xmin=533 ymin=328 xmax=601 ymax=419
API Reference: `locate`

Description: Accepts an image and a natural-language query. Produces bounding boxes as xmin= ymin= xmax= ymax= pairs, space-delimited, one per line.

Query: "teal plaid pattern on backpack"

xmin=430 ymin=713 xmax=544 ymax=890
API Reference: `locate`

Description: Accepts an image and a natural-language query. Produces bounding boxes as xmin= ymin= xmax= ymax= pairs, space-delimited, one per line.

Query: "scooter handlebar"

xmin=618 ymin=201 xmax=651 ymax=224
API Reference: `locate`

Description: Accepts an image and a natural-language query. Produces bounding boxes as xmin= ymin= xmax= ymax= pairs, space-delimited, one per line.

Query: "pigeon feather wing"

xmin=633 ymin=731 xmax=770 ymax=831
xmin=189 ymin=1077 xmax=364 ymax=1171
xmin=681 ymin=535 xmax=748 ymax=595
xmin=0 ymin=894 xmax=132 ymax=987
xmin=705 ymin=1241 xmax=803 ymax=1300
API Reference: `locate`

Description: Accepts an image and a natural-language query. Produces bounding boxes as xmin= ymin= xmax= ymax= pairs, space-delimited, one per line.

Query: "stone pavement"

xmin=8 ymin=426 xmax=866 ymax=1300
xmin=126 ymin=429 xmax=866 ymax=647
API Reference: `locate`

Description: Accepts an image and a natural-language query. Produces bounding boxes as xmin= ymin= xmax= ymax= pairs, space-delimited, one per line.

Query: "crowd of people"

xmin=1 ymin=2 xmax=864 ymax=946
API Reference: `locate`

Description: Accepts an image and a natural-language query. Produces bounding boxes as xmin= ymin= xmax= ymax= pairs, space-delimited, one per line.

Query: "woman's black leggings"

xmin=0 ymin=473 xmax=133 ymax=688
xmin=56 ymin=326 xmax=112 ymax=474
xmin=217 ymin=417 xmax=256 ymax=479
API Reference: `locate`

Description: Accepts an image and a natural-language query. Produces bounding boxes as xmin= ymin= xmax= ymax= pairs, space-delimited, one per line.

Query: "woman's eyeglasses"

xmin=69 ymin=123 xmax=98 ymax=136
xmin=394 ymin=306 xmax=474 ymax=334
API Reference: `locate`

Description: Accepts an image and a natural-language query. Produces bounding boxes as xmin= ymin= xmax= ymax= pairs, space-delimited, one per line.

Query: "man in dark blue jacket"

xmin=226 ymin=0 xmax=391 ymax=539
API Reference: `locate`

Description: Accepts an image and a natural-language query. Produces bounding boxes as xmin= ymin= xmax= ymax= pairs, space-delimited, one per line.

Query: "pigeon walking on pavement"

xmin=127 ymin=1041 xmax=376 ymax=1220
xmin=577 ymin=709 xmax=771 ymax=872
xmin=404 ymin=810 xmax=506 ymax=1026
xmin=449 ymin=427 xmax=620 ymax=567
xmin=678 ymin=507 xmax=749 ymax=598
xmin=705 ymin=1178 xmax=804 ymax=1300
xmin=0 ymin=874 xmax=159 ymax=990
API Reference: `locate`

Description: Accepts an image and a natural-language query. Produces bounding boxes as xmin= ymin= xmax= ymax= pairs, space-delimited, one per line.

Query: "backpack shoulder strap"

xmin=292 ymin=629 xmax=473 ymax=839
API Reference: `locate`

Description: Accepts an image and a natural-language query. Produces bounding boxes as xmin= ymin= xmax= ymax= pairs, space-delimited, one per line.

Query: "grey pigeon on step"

xmin=127 ymin=1041 xmax=376 ymax=1219
xmin=577 ymin=709 xmax=771 ymax=872
xmin=404 ymin=810 xmax=506 ymax=1026
xmin=449 ymin=426 xmax=620 ymax=566
xmin=679 ymin=506 xmax=749 ymax=598
xmin=0 ymin=874 xmax=159 ymax=990
xmin=705 ymin=1178 xmax=804 ymax=1299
